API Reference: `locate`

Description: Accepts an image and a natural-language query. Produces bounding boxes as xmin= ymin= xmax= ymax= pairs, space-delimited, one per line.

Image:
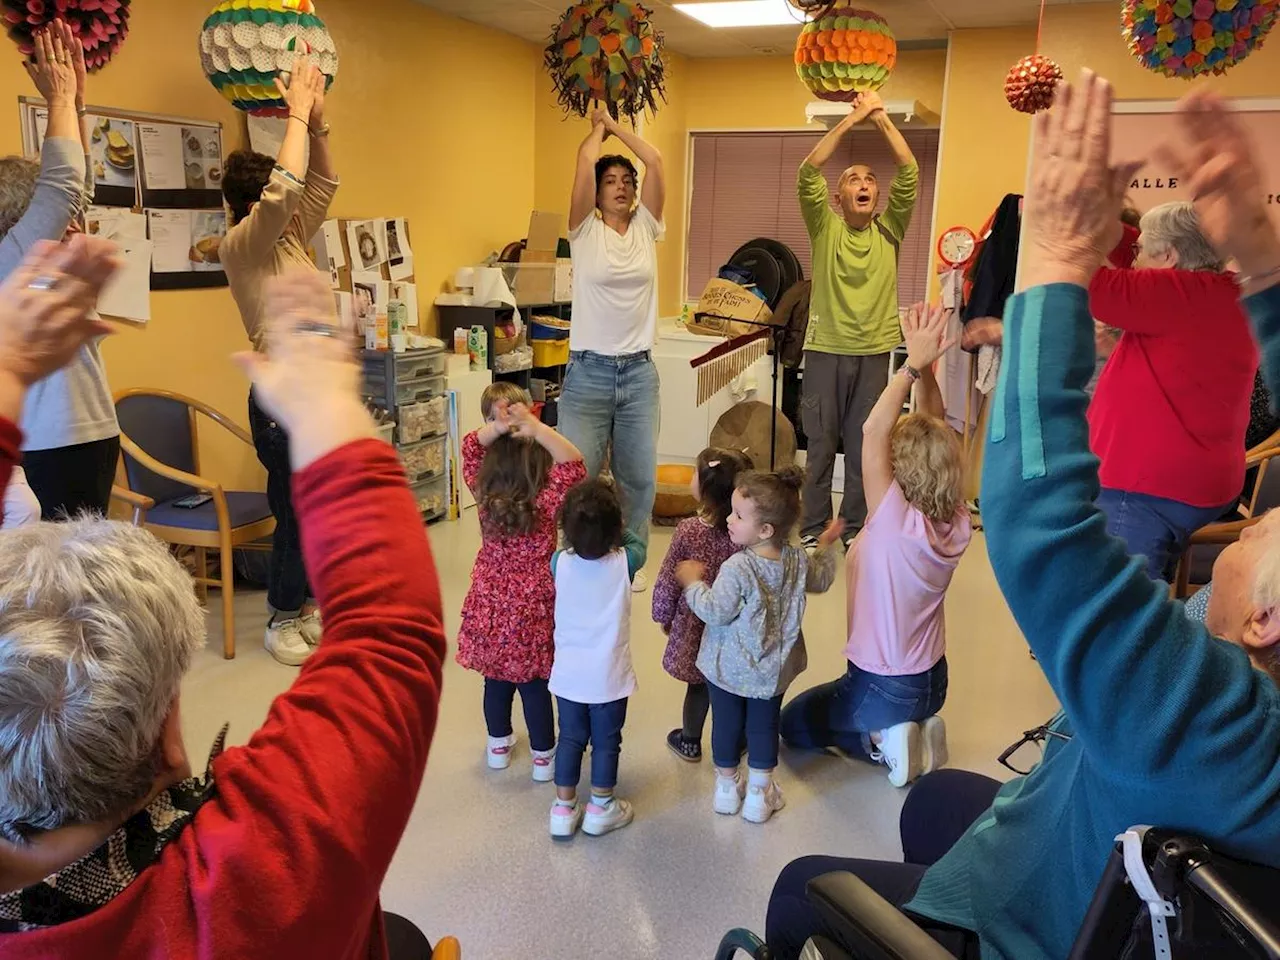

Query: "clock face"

xmin=939 ymin=227 xmax=976 ymax=266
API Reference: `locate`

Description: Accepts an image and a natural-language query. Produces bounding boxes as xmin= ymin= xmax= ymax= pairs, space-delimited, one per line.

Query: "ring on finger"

xmin=27 ymin=274 xmax=60 ymax=292
xmin=296 ymin=319 xmax=341 ymax=338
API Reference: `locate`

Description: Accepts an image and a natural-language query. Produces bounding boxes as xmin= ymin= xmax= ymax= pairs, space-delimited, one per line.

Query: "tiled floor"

xmin=181 ymin=510 xmax=1058 ymax=959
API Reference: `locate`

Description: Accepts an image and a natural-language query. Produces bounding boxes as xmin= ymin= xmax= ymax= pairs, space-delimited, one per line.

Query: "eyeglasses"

xmin=998 ymin=723 xmax=1074 ymax=776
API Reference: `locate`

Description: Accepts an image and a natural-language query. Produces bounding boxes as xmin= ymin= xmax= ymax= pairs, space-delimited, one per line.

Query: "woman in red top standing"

xmin=1089 ymin=200 xmax=1257 ymax=581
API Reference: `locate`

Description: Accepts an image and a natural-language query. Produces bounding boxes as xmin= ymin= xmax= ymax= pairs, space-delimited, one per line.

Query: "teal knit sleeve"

xmin=981 ymin=284 xmax=1280 ymax=804
xmin=1244 ymin=284 xmax=1280 ymax=401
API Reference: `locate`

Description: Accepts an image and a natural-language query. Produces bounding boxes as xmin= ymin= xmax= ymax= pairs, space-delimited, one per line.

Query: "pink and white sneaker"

xmin=532 ymin=748 xmax=555 ymax=782
xmin=583 ymin=797 xmax=634 ymax=836
xmin=549 ymin=799 xmax=584 ymax=840
xmin=487 ymin=734 xmax=515 ymax=770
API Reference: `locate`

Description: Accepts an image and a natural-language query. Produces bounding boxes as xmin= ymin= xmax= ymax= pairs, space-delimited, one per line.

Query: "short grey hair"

xmin=1139 ymin=201 xmax=1224 ymax=272
xmin=0 ymin=519 xmax=204 ymax=841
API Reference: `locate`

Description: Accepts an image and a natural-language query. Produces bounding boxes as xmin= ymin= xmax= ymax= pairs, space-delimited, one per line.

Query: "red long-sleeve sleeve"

xmin=1089 ymin=267 xmax=1240 ymax=336
xmin=0 ymin=418 xmax=21 ymax=527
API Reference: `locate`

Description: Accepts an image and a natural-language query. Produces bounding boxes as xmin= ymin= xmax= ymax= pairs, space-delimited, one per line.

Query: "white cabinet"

xmin=652 ymin=323 xmax=773 ymax=465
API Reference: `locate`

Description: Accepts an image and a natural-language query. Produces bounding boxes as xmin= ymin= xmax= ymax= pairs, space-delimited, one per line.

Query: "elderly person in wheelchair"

xmin=0 ymin=242 xmax=448 ymax=959
xmin=743 ymin=74 xmax=1280 ymax=960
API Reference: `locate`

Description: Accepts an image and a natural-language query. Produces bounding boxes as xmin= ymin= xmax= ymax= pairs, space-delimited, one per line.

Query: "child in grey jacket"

xmin=676 ymin=467 xmax=842 ymax=824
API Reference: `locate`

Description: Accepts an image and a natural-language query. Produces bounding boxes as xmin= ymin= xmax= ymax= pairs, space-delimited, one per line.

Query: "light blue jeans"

xmin=557 ymin=350 xmax=660 ymax=549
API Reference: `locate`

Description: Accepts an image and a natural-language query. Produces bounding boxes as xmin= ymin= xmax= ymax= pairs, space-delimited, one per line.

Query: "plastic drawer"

xmin=399 ymin=435 xmax=447 ymax=482
xmin=408 ymin=474 xmax=448 ymax=520
xmin=374 ymin=421 xmax=396 ymax=445
xmin=397 ymin=396 xmax=447 ymax=445
xmin=394 ymin=349 xmax=446 ymax=381
xmin=367 ymin=374 xmax=445 ymax=407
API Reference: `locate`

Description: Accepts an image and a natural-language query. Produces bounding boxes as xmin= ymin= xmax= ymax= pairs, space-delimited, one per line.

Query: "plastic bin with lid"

xmin=409 ymin=474 xmax=448 ymax=521
xmin=397 ymin=396 xmax=447 ymax=445
xmin=399 ymin=435 xmax=447 ymax=483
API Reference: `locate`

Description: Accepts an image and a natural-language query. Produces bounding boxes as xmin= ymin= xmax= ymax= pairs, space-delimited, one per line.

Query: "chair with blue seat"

xmin=114 ymin=388 xmax=275 ymax=659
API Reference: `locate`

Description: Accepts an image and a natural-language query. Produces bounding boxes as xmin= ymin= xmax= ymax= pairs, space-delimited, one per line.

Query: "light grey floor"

xmin=181 ymin=510 xmax=1058 ymax=959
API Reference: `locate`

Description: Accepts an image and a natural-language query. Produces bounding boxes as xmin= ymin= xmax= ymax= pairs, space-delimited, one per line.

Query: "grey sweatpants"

xmin=799 ymin=349 xmax=891 ymax=538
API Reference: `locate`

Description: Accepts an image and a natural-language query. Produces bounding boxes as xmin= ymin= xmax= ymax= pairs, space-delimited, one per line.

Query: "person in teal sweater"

xmin=766 ymin=73 xmax=1280 ymax=960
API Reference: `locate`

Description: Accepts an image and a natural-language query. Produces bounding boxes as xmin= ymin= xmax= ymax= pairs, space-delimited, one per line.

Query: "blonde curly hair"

xmin=0 ymin=157 xmax=40 ymax=241
xmin=890 ymin=414 xmax=965 ymax=524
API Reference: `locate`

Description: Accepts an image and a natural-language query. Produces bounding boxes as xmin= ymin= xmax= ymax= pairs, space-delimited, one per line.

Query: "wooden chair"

xmin=111 ymin=486 xmax=154 ymax=526
xmin=1173 ymin=430 xmax=1280 ymax=598
xmin=114 ymin=389 xmax=275 ymax=659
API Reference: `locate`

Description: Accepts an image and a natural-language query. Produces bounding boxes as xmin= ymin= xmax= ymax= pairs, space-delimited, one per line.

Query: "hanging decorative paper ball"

xmin=199 ymin=0 xmax=338 ymax=117
xmin=794 ymin=7 xmax=897 ymax=103
xmin=3 ymin=0 xmax=131 ymax=72
xmin=1122 ymin=0 xmax=1279 ymax=79
xmin=1004 ymin=53 xmax=1063 ymax=114
xmin=545 ymin=2 xmax=667 ymax=122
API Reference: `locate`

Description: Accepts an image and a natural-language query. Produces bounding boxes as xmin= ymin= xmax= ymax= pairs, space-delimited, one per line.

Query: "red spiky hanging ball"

xmin=1004 ymin=53 xmax=1062 ymax=114
xmin=3 ymin=0 xmax=132 ymax=71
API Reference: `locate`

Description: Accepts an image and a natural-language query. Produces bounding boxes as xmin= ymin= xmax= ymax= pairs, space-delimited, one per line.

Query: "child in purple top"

xmin=652 ymin=447 xmax=751 ymax=761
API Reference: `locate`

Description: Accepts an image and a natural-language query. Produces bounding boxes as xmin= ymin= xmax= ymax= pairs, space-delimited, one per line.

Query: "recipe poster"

xmin=27 ymin=108 xmax=137 ymax=207
xmin=147 ymin=209 xmax=228 ymax=290
xmin=137 ymin=120 xmax=224 ymax=210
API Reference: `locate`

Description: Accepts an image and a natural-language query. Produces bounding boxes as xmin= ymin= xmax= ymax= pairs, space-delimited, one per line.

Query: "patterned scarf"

xmin=0 ymin=725 xmax=228 ymax=933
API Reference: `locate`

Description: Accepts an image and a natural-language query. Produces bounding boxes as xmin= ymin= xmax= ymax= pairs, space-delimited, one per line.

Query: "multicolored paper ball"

xmin=545 ymin=1 xmax=666 ymax=122
xmin=1004 ymin=53 xmax=1063 ymax=114
xmin=794 ymin=7 xmax=897 ymax=102
xmin=1122 ymin=0 xmax=1279 ymax=79
xmin=3 ymin=0 xmax=131 ymax=72
xmin=199 ymin=0 xmax=338 ymax=117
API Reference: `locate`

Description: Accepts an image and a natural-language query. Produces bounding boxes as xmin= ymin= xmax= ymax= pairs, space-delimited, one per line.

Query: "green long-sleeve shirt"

xmin=798 ymin=160 xmax=918 ymax=356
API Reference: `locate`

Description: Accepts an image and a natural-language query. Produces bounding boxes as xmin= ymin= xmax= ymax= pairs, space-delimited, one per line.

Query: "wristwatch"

xmin=310 ymin=122 xmax=331 ymax=138
xmin=900 ymin=363 xmax=921 ymax=382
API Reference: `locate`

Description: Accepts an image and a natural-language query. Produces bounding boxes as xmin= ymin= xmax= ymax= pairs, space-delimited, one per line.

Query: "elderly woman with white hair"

xmin=1087 ymin=198 xmax=1258 ymax=580
xmin=0 ymin=242 xmax=446 ymax=958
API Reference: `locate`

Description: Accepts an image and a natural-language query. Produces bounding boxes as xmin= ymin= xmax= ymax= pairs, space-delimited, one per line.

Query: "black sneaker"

xmin=666 ymin=728 xmax=702 ymax=763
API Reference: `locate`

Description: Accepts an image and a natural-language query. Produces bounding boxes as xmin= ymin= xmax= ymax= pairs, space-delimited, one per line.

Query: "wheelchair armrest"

xmin=806 ymin=873 xmax=958 ymax=960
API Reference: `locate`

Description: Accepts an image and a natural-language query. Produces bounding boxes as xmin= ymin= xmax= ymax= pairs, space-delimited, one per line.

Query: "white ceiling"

xmin=411 ymin=0 xmax=1100 ymax=58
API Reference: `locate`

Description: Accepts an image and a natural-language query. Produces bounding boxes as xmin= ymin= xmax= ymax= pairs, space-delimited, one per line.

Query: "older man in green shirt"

xmin=797 ymin=91 xmax=919 ymax=544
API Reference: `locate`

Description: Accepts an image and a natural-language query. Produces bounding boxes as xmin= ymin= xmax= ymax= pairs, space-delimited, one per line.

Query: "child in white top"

xmin=548 ymin=478 xmax=646 ymax=840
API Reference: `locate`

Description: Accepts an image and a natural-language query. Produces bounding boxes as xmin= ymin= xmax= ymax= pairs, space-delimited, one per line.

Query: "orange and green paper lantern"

xmin=199 ymin=0 xmax=338 ymax=117
xmin=794 ymin=6 xmax=897 ymax=102
xmin=545 ymin=1 xmax=666 ymax=122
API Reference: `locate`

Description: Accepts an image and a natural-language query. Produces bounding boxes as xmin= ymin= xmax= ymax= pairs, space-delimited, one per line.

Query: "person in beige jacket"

xmin=220 ymin=58 xmax=339 ymax=666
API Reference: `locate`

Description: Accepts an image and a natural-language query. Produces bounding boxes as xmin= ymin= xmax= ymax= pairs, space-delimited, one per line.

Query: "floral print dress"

xmin=651 ymin=516 xmax=739 ymax=684
xmin=455 ymin=431 xmax=586 ymax=683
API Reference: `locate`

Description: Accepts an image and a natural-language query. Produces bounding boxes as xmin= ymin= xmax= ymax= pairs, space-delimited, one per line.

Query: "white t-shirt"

xmin=568 ymin=204 xmax=665 ymax=355
xmin=548 ymin=549 xmax=637 ymax=704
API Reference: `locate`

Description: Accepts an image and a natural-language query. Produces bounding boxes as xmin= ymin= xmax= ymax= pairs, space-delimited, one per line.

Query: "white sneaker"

xmin=921 ymin=716 xmax=949 ymax=776
xmin=714 ymin=774 xmax=746 ymax=815
xmin=742 ymin=779 xmax=786 ymax=824
xmin=876 ymin=722 xmax=923 ymax=788
xmin=583 ymin=797 xmax=634 ymax=836
xmin=264 ymin=618 xmax=312 ymax=666
xmin=532 ymin=748 xmax=555 ymax=782
xmin=298 ymin=610 xmax=322 ymax=647
xmin=549 ymin=799 xmax=584 ymax=840
xmin=487 ymin=734 xmax=515 ymax=770
xmin=631 ymin=569 xmax=648 ymax=593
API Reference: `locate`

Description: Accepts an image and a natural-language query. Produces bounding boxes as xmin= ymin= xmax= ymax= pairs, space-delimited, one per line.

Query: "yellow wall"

xmin=0 ymin=0 xmax=539 ymax=488
xmin=934 ymin=5 xmax=1280 ymax=284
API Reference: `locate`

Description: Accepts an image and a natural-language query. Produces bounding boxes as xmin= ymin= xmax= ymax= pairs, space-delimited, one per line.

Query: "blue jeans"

xmin=483 ymin=678 xmax=555 ymax=752
xmin=780 ymin=659 xmax=949 ymax=762
xmin=706 ymin=682 xmax=785 ymax=770
xmin=1096 ymin=488 xmax=1231 ymax=582
xmin=248 ymin=389 xmax=312 ymax=615
xmin=554 ymin=697 xmax=629 ymax=792
xmin=557 ymin=351 xmax=660 ymax=548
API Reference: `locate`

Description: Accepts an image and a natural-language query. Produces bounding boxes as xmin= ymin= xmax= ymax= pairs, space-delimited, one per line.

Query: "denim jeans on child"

xmin=557 ymin=351 xmax=659 ymax=548
xmin=483 ymin=678 xmax=555 ymax=752
xmin=780 ymin=658 xmax=949 ymax=762
xmin=1096 ymin=487 xmax=1232 ymax=583
xmin=554 ymin=697 xmax=629 ymax=791
xmin=707 ymin=682 xmax=785 ymax=770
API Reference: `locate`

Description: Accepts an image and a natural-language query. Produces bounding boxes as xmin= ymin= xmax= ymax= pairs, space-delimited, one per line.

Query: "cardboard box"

xmin=689 ymin=278 xmax=774 ymax=338
xmin=516 ymin=210 xmax=564 ymax=306
xmin=554 ymin=257 xmax=573 ymax=303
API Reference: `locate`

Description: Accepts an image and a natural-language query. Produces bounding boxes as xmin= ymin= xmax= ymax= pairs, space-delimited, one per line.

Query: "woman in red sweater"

xmin=0 ymin=251 xmax=447 ymax=960
xmin=1088 ymin=200 xmax=1257 ymax=581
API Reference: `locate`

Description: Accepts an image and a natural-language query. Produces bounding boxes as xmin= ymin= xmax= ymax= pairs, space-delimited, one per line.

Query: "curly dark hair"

xmin=595 ymin=155 xmax=638 ymax=198
xmin=222 ymin=150 xmax=276 ymax=224
xmin=736 ymin=466 xmax=805 ymax=546
xmin=559 ymin=478 xmax=624 ymax=561
xmin=696 ymin=447 xmax=752 ymax=531
xmin=477 ymin=435 xmax=552 ymax=538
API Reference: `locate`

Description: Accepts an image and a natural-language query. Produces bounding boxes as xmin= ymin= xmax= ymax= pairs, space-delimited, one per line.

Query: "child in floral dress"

xmin=652 ymin=447 xmax=751 ymax=762
xmin=456 ymin=382 xmax=585 ymax=780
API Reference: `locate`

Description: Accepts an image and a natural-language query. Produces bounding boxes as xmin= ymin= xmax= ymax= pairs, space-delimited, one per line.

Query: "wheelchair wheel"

xmin=713 ymin=928 xmax=771 ymax=960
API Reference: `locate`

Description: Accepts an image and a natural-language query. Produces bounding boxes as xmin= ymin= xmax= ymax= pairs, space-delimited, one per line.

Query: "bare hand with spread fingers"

xmin=1155 ymin=89 xmax=1280 ymax=294
xmin=1019 ymin=70 xmax=1142 ymax=292
xmin=234 ymin=270 xmax=373 ymax=470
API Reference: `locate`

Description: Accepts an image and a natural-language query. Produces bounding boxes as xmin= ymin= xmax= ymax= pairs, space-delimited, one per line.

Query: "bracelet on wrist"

xmin=900 ymin=363 xmax=922 ymax=382
xmin=288 ymin=114 xmax=309 ymax=126
xmin=310 ymin=122 xmax=331 ymax=139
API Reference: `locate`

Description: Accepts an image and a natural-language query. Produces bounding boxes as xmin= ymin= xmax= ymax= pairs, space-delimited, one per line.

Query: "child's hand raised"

xmin=817 ymin=518 xmax=845 ymax=551
xmin=902 ymin=302 xmax=956 ymax=372
xmin=506 ymin=402 xmax=542 ymax=439
xmin=675 ymin=560 xmax=707 ymax=588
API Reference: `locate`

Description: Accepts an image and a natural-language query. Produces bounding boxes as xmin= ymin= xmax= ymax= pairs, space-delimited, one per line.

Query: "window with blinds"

xmin=685 ymin=128 xmax=941 ymax=306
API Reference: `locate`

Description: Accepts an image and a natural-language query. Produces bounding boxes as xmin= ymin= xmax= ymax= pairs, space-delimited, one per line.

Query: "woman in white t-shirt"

xmin=559 ymin=109 xmax=666 ymax=591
